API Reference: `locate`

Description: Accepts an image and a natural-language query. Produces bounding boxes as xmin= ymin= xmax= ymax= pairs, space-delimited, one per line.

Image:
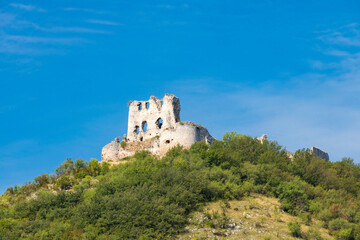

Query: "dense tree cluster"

xmin=0 ymin=132 xmax=359 ymax=239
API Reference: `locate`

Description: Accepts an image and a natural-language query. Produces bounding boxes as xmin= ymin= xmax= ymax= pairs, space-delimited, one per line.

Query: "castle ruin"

xmin=102 ymin=94 xmax=215 ymax=161
xmin=311 ymin=146 xmax=329 ymax=161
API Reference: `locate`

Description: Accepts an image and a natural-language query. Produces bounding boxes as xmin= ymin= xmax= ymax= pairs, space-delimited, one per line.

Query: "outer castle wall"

xmin=102 ymin=94 xmax=215 ymax=161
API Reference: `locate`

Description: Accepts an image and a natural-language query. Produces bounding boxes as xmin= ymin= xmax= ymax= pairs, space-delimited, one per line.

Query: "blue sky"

xmin=0 ymin=0 xmax=359 ymax=193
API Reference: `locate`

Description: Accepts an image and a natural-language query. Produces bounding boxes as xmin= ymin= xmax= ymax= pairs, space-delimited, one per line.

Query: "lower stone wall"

xmin=101 ymin=122 xmax=216 ymax=162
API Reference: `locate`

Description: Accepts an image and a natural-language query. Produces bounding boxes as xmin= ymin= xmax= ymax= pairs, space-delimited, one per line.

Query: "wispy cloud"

xmin=0 ymin=12 xmax=16 ymax=26
xmin=0 ymin=41 xmax=60 ymax=55
xmin=10 ymin=3 xmax=46 ymax=12
xmin=0 ymin=2 xmax=116 ymax=57
xmin=87 ymin=19 xmax=122 ymax=26
xmin=63 ymin=8 xmax=109 ymax=14
xmin=4 ymin=35 xmax=84 ymax=45
xmin=155 ymin=5 xmax=176 ymax=9
xmin=38 ymin=26 xmax=111 ymax=34
xmin=319 ymin=23 xmax=360 ymax=47
xmin=0 ymin=31 xmax=85 ymax=55
xmin=0 ymin=9 xmax=110 ymax=56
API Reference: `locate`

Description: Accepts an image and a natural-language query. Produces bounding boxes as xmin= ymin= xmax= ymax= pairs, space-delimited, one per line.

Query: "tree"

xmin=75 ymin=158 xmax=86 ymax=170
xmin=57 ymin=176 xmax=71 ymax=190
xmin=88 ymin=159 xmax=101 ymax=176
xmin=56 ymin=158 xmax=74 ymax=175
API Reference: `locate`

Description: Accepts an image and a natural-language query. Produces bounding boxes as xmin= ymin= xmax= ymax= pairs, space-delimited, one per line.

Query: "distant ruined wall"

xmin=311 ymin=146 xmax=329 ymax=161
xmin=102 ymin=94 xmax=215 ymax=161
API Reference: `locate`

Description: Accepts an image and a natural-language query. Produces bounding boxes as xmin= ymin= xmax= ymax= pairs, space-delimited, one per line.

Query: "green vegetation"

xmin=288 ymin=221 xmax=302 ymax=238
xmin=120 ymin=140 xmax=127 ymax=148
xmin=1 ymin=132 xmax=360 ymax=239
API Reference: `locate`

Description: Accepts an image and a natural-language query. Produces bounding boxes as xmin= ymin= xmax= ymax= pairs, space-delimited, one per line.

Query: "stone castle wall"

xmin=102 ymin=94 xmax=215 ymax=161
xmin=311 ymin=146 xmax=330 ymax=161
xmin=127 ymin=94 xmax=180 ymax=142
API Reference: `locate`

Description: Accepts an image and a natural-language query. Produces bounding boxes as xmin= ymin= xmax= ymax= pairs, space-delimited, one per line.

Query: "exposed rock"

xmin=102 ymin=94 xmax=216 ymax=161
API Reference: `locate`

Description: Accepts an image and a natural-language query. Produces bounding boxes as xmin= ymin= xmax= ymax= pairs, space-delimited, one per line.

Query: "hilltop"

xmin=1 ymin=132 xmax=360 ymax=239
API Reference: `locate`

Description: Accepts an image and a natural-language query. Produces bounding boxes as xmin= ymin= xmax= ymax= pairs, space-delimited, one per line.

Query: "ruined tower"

xmin=127 ymin=94 xmax=180 ymax=142
xmin=102 ymin=94 xmax=215 ymax=161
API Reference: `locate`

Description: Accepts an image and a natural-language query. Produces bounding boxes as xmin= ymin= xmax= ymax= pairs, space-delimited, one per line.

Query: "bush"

xmin=329 ymin=218 xmax=350 ymax=232
xmin=304 ymin=228 xmax=323 ymax=240
xmin=74 ymin=158 xmax=86 ymax=170
xmin=56 ymin=158 xmax=74 ymax=175
xmin=336 ymin=228 xmax=353 ymax=240
xmin=57 ymin=176 xmax=71 ymax=190
xmin=288 ymin=221 xmax=302 ymax=238
xmin=277 ymin=178 xmax=309 ymax=215
xmin=88 ymin=159 xmax=101 ymax=176
xmin=34 ymin=174 xmax=49 ymax=187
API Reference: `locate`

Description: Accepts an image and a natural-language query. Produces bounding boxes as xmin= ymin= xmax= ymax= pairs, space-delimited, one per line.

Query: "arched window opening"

xmin=134 ymin=126 xmax=139 ymax=135
xmin=156 ymin=118 xmax=163 ymax=129
xmin=140 ymin=137 xmax=143 ymax=141
xmin=146 ymin=102 xmax=150 ymax=109
xmin=160 ymin=101 xmax=164 ymax=107
xmin=138 ymin=103 xmax=142 ymax=110
xmin=142 ymin=121 xmax=148 ymax=132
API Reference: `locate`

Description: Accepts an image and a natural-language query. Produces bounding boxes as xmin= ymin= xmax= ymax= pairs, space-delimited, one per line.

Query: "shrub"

xmin=88 ymin=159 xmax=101 ymax=176
xmin=278 ymin=178 xmax=309 ymax=215
xmin=288 ymin=221 xmax=302 ymax=238
xmin=304 ymin=228 xmax=323 ymax=240
xmin=75 ymin=158 xmax=86 ymax=170
xmin=57 ymin=176 xmax=71 ymax=190
xmin=56 ymin=158 xmax=74 ymax=175
xmin=329 ymin=218 xmax=350 ymax=232
xmin=336 ymin=228 xmax=353 ymax=240
xmin=34 ymin=174 xmax=49 ymax=187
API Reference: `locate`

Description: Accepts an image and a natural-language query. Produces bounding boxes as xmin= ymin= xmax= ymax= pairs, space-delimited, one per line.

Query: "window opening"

xmin=161 ymin=101 xmax=164 ymax=107
xmin=142 ymin=121 xmax=148 ymax=132
xmin=140 ymin=137 xmax=143 ymax=141
xmin=165 ymin=140 xmax=170 ymax=144
xmin=134 ymin=126 xmax=139 ymax=135
xmin=146 ymin=102 xmax=150 ymax=109
xmin=156 ymin=118 xmax=163 ymax=129
xmin=138 ymin=103 xmax=142 ymax=110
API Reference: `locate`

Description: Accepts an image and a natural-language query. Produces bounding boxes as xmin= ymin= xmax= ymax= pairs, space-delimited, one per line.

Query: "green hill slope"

xmin=1 ymin=132 xmax=359 ymax=239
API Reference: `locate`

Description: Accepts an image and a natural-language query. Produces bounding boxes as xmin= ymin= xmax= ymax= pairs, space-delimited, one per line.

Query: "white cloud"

xmin=39 ymin=26 xmax=111 ymax=34
xmin=0 ymin=32 xmax=85 ymax=55
xmin=0 ymin=12 xmax=16 ymax=26
xmin=4 ymin=35 xmax=84 ymax=44
xmin=319 ymin=23 xmax=360 ymax=47
xmin=87 ymin=19 xmax=122 ymax=26
xmin=10 ymin=3 xmax=46 ymax=12
xmin=63 ymin=8 xmax=109 ymax=14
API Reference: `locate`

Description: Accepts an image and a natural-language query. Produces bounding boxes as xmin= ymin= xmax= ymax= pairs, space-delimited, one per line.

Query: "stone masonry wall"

xmin=102 ymin=94 xmax=215 ymax=161
xmin=127 ymin=94 xmax=180 ymax=142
